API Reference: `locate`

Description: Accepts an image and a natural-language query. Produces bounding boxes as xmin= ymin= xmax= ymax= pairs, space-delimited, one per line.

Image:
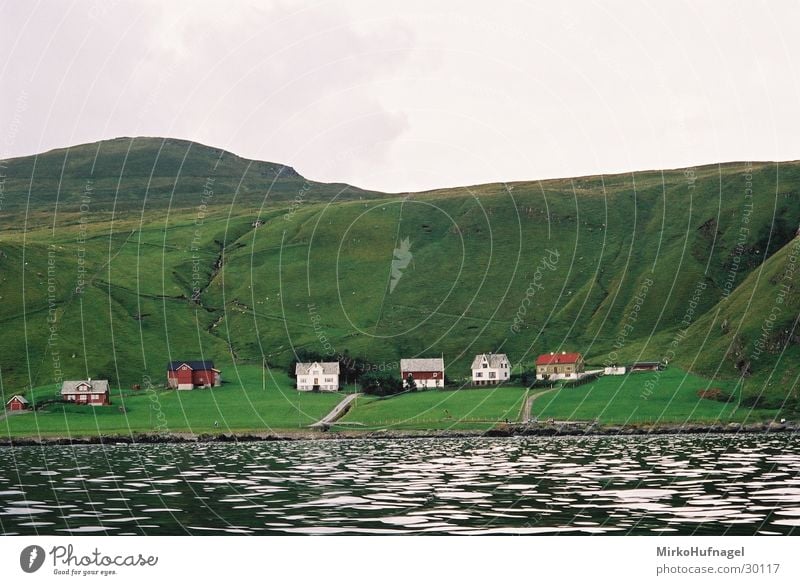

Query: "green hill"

xmin=1 ymin=137 xmax=798 ymax=417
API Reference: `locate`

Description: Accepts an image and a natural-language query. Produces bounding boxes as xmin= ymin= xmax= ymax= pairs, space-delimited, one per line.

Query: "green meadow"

xmin=2 ymin=367 xmax=343 ymax=437
xmin=337 ymin=385 xmax=529 ymax=431
xmin=337 ymin=367 xmax=778 ymax=430
xmin=530 ymin=368 xmax=776 ymax=424
xmin=0 ymin=365 xmax=781 ymax=437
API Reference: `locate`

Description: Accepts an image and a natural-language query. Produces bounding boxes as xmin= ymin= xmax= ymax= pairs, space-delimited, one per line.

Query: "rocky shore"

xmin=0 ymin=420 xmax=797 ymax=447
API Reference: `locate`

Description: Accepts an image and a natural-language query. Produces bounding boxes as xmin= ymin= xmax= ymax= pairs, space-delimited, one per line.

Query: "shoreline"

xmin=1 ymin=421 xmax=797 ymax=446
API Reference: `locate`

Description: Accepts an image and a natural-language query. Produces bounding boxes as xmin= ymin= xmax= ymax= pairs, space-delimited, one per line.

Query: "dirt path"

xmin=310 ymin=393 xmax=361 ymax=428
xmin=519 ymin=387 xmax=559 ymax=423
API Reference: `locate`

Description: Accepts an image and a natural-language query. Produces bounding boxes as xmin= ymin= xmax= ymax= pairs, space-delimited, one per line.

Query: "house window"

xmin=476 ymin=372 xmax=483 ymax=378
xmin=482 ymin=364 xmax=487 ymax=368
xmin=489 ymin=372 xmax=496 ymax=378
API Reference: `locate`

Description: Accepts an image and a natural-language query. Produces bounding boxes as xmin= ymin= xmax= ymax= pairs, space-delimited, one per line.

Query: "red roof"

xmin=536 ymin=352 xmax=582 ymax=366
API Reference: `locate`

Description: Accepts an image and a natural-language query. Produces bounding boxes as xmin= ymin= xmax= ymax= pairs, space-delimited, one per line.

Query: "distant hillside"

xmin=0 ymin=136 xmax=379 ymax=221
xmin=1 ymin=138 xmax=799 ymax=414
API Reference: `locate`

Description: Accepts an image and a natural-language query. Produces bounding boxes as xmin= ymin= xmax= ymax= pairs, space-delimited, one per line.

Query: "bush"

xmin=528 ymin=378 xmax=556 ymax=389
xmin=514 ymin=370 xmax=555 ymax=388
xmin=562 ymin=372 xmax=601 ymax=388
xmin=360 ymin=372 xmax=404 ymax=397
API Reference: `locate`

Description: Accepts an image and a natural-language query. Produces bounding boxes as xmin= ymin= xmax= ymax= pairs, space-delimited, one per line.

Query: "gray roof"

xmin=295 ymin=362 xmax=340 ymax=375
xmin=60 ymin=380 xmax=110 ymax=395
xmin=471 ymin=353 xmax=510 ymax=369
xmin=400 ymin=358 xmax=444 ymax=372
xmin=6 ymin=395 xmax=29 ymax=405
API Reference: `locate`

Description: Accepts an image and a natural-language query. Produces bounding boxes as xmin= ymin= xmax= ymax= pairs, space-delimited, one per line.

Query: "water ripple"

xmin=0 ymin=435 xmax=798 ymax=535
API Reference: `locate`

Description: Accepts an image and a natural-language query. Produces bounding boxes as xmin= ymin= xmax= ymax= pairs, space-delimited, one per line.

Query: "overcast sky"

xmin=2 ymin=0 xmax=799 ymax=192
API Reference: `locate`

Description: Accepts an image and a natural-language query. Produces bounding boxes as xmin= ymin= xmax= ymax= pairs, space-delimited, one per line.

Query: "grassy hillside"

xmin=1 ymin=137 xmax=799 ymax=420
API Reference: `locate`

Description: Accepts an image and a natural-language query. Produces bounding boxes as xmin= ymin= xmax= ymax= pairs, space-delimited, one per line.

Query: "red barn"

xmin=5 ymin=395 xmax=29 ymax=411
xmin=167 ymin=361 xmax=221 ymax=390
xmin=61 ymin=380 xmax=111 ymax=405
xmin=536 ymin=352 xmax=585 ymax=380
xmin=400 ymin=357 xmax=445 ymax=389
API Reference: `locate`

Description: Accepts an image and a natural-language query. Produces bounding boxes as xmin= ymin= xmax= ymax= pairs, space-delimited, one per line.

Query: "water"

xmin=0 ymin=434 xmax=798 ymax=535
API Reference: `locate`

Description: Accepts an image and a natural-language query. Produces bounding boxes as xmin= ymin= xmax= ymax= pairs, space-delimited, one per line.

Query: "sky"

xmin=2 ymin=0 xmax=800 ymax=193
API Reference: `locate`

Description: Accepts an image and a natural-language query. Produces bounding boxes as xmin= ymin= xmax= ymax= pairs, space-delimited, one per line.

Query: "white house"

xmin=471 ymin=353 xmax=510 ymax=385
xmin=400 ymin=357 xmax=445 ymax=388
xmin=295 ymin=362 xmax=340 ymax=391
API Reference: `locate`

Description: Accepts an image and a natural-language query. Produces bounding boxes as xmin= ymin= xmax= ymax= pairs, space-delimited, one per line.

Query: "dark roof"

xmin=61 ymin=380 xmax=110 ymax=395
xmin=167 ymin=360 xmax=216 ymax=371
xmin=536 ymin=352 xmax=582 ymax=366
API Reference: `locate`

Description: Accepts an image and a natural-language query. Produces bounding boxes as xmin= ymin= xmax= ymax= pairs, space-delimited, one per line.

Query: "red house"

xmin=5 ymin=395 xmax=29 ymax=412
xmin=400 ymin=357 xmax=445 ymax=389
xmin=61 ymin=380 xmax=111 ymax=405
xmin=167 ymin=361 xmax=221 ymax=390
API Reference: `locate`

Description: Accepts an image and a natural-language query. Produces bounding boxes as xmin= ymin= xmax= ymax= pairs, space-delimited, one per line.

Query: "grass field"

xmin=337 ymin=386 xmax=528 ymax=430
xmin=0 ymin=365 xmax=782 ymax=437
xmin=336 ymin=367 xmax=779 ymax=430
xmin=531 ymin=368 xmax=777 ymax=424
xmin=1 ymin=366 xmax=344 ymax=437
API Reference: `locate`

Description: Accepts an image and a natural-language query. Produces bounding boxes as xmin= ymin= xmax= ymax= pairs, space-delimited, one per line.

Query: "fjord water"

xmin=1 ymin=435 xmax=798 ymax=535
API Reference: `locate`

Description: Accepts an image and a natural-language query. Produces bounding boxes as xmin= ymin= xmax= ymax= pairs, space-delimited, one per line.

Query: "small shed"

xmin=604 ymin=366 xmax=627 ymax=375
xmin=5 ymin=395 xmax=30 ymax=412
xmin=629 ymin=361 xmax=663 ymax=372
